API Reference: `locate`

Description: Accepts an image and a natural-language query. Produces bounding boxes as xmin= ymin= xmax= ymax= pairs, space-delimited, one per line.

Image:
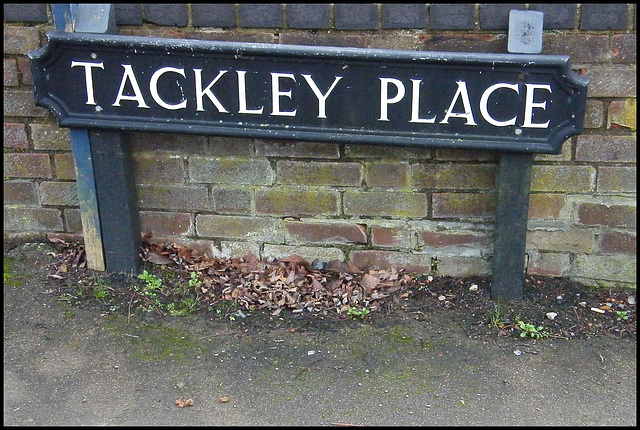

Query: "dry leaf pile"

xmin=140 ymin=234 xmax=417 ymax=316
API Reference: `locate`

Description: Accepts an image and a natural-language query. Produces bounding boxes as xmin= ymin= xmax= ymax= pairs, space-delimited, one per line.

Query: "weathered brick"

xmin=4 ymin=153 xmax=52 ymax=178
xmin=367 ymin=34 xmax=419 ymax=51
xmin=575 ymin=135 xmax=636 ymax=162
xmin=114 ymin=4 xmax=143 ymax=25
xmin=216 ymin=241 xmax=261 ymax=260
xmin=3 ymin=123 xmax=29 ymax=149
xmin=3 ymin=4 xmax=48 ymax=22
xmin=139 ymin=211 xmax=191 ymax=236
xmin=435 ymin=149 xmax=497 ymax=162
xmin=578 ymin=202 xmax=636 ymax=228
xmin=4 ymin=90 xmax=50 ymax=118
xmin=133 ymin=154 xmax=185 ymax=183
xmin=285 ymin=221 xmax=367 ymax=245
xmin=530 ymin=4 xmax=576 ymax=29
xmin=17 ymin=57 xmax=33 ymax=85
xmin=136 ymin=184 xmax=209 ymax=211
xmin=4 ymin=207 xmax=63 ymax=231
xmin=238 ymin=4 xmax=282 ymax=28
xmin=432 ymin=193 xmax=495 ymax=219
xmin=206 ymin=136 xmax=254 ymax=156
xmin=279 ymin=32 xmax=368 ymax=48
xmin=192 ymin=4 xmax=236 ymax=28
xmin=54 ymin=153 xmax=76 ymax=180
xmin=571 ymin=254 xmax=635 ymax=284
xmin=345 ymin=144 xmax=432 ymax=161
xmin=412 ymin=164 xmax=496 ymax=190
xmin=263 ymin=244 xmax=344 ymax=264
xmin=479 ymin=4 xmax=525 ymax=30
xmin=212 ymin=188 xmax=252 ymax=214
xmin=381 ymin=4 xmax=426 ymax=29
xmin=143 ymin=4 xmax=188 ymax=26
xmin=418 ymin=231 xmax=490 ymax=248
xmin=255 ymin=140 xmax=340 ymax=159
xmin=256 ymin=188 xmax=339 ymax=216
xmin=528 ymin=194 xmax=565 ymax=219
xmin=196 ymin=215 xmax=281 ymax=242
xmin=419 ymin=33 xmax=507 ymax=54
xmin=39 ymin=182 xmax=79 ymax=206
xmin=580 ymin=4 xmax=628 ymax=30
xmin=365 ymin=162 xmax=409 ymax=188
xmin=531 ymin=165 xmax=595 ymax=193
xmin=3 ymin=26 xmax=41 ymax=55
xmin=4 ymin=59 xmax=19 ymax=86
xmin=3 ymin=181 xmax=37 ymax=205
xmin=30 ymin=124 xmax=71 ymax=150
xmin=543 ymin=35 xmax=609 ymax=62
xmin=527 ymin=229 xmax=595 ymax=253
xmin=129 ymin=132 xmax=207 ymax=154
xmin=343 ymin=191 xmax=428 ymax=218
xmin=608 ymin=99 xmax=636 ymax=130
xmin=286 ymin=4 xmax=330 ymax=29
xmin=277 ymin=161 xmax=362 ymax=186
xmin=63 ymin=208 xmax=82 ymax=233
xmin=334 ymin=4 xmax=378 ymax=30
xmin=583 ymin=100 xmax=604 ymax=129
xmin=429 ymin=3 xmax=475 ymax=30
xmin=436 ymin=256 xmax=491 ymax=277
xmin=612 ymin=34 xmax=637 ymax=64
xmin=597 ymin=167 xmax=636 ymax=193
xmin=370 ymin=225 xmax=411 ymax=248
xmin=598 ymin=231 xmax=636 ymax=255
xmin=189 ymin=157 xmax=274 ymax=185
xmin=349 ymin=250 xmax=432 ymax=273
xmin=526 ymin=251 xmax=570 ymax=277
xmin=578 ymin=67 xmax=636 ymax=98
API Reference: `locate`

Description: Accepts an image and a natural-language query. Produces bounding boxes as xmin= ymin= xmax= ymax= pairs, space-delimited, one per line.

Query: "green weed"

xmin=516 ymin=319 xmax=549 ymax=340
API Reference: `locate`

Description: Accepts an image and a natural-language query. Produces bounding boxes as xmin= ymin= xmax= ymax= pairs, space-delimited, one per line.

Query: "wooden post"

xmin=52 ymin=4 xmax=140 ymax=273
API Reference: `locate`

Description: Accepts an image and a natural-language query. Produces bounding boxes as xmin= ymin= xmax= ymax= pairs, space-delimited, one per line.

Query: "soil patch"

xmin=5 ymin=236 xmax=635 ymax=342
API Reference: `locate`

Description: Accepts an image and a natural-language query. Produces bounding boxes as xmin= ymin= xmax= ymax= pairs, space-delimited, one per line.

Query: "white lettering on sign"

xmin=71 ymin=61 xmax=104 ymax=105
xmin=70 ymin=61 xmax=553 ymax=129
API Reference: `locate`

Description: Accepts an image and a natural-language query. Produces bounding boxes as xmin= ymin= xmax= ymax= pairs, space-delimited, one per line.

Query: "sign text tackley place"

xmin=30 ymin=32 xmax=587 ymax=154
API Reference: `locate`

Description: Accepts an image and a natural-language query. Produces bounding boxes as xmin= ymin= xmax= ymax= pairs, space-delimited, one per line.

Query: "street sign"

xmin=30 ymin=32 xmax=587 ymax=154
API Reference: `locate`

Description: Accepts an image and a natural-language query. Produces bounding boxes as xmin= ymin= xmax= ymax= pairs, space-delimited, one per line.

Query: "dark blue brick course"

xmin=479 ymin=4 xmax=526 ymax=30
xmin=193 ymin=4 xmax=236 ymax=28
xmin=581 ymin=4 xmax=628 ymax=30
xmin=3 ymin=4 xmax=48 ymax=23
xmin=144 ymin=4 xmax=188 ymax=27
xmin=114 ymin=4 xmax=143 ymax=26
xmin=429 ymin=4 xmax=475 ymax=30
xmin=286 ymin=4 xmax=330 ymax=29
xmin=335 ymin=4 xmax=378 ymax=30
xmin=381 ymin=4 xmax=426 ymax=29
xmin=239 ymin=4 xmax=283 ymax=28
xmin=530 ymin=4 xmax=577 ymax=29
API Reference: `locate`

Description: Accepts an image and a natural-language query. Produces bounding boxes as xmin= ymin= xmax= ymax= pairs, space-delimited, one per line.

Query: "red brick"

xmin=133 ymin=154 xmax=185 ymax=183
xmin=612 ymin=34 xmax=636 ymax=63
xmin=277 ymin=161 xmax=362 ymax=186
xmin=543 ymin=34 xmax=609 ymax=62
xmin=370 ymin=226 xmax=411 ymax=248
xmin=418 ymin=231 xmax=489 ymax=248
xmin=3 ymin=90 xmax=50 ymax=117
xmin=528 ymin=194 xmax=565 ymax=219
xmin=578 ymin=67 xmax=636 ymax=97
xmin=256 ymin=188 xmax=339 ymax=216
xmin=597 ymin=167 xmax=636 ymax=193
xmin=3 ymin=181 xmax=37 ymax=204
xmin=139 ymin=211 xmax=191 ymax=236
xmin=4 ymin=59 xmax=19 ymax=86
xmin=3 ymin=123 xmax=29 ymax=149
xmin=412 ymin=164 xmax=496 ymax=190
xmin=598 ymin=231 xmax=636 ymax=254
xmin=54 ymin=153 xmax=76 ymax=180
xmin=526 ymin=252 xmax=569 ymax=277
xmin=365 ymin=162 xmax=409 ymax=188
xmin=575 ymin=135 xmax=636 ymax=162
xmin=578 ymin=202 xmax=636 ymax=228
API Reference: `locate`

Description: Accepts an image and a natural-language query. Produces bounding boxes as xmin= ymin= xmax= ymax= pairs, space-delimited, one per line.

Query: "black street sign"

xmin=30 ymin=32 xmax=587 ymax=154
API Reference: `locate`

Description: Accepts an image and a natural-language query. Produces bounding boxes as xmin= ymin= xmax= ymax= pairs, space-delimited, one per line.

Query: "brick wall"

xmin=3 ymin=4 xmax=636 ymax=289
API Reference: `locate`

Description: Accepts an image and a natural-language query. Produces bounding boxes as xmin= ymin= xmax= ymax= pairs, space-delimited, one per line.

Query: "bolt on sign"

xmin=30 ymin=32 xmax=587 ymax=154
